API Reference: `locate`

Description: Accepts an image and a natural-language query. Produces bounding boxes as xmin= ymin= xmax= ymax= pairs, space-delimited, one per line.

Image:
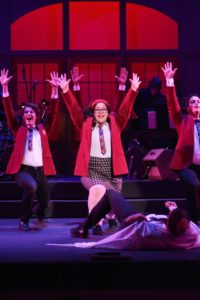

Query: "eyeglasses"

xmin=94 ymin=108 xmax=108 ymax=112
xmin=24 ymin=110 xmax=35 ymax=114
xmin=189 ymin=99 xmax=200 ymax=104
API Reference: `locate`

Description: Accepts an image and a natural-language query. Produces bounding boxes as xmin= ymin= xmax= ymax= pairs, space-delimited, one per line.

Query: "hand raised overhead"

xmin=161 ymin=62 xmax=177 ymax=80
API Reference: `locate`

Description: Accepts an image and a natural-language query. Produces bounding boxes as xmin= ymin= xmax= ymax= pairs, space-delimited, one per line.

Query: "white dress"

xmin=65 ymin=215 xmax=200 ymax=250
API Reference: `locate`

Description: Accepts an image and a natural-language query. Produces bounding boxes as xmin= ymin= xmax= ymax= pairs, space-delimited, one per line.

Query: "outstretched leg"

xmin=71 ymin=190 xmax=137 ymax=238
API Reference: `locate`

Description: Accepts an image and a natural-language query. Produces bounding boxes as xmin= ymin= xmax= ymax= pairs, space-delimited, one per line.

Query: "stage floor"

xmin=1 ymin=217 xmax=200 ymax=264
xmin=1 ymin=218 xmax=200 ymax=299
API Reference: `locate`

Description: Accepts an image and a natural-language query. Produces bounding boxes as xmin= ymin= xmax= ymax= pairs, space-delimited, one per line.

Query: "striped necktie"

xmin=98 ymin=125 xmax=106 ymax=155
xmin=27 ymin=127 xmax=33 ymax=151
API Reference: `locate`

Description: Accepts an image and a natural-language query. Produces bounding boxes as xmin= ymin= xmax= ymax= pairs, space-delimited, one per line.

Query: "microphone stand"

xmin=22 ymin=64 xmax=31 ymax=103
xmin=40 ymin=100 xmax=50 ymax=123
xmin=31 ymin=81 xmax=39 ymax=104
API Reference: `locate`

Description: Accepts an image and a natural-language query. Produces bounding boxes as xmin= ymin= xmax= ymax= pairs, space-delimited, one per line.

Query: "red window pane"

xmin=90 ymin=83 xmax=102 ymax=101
xmin=17 ymin=83 xmax=31 ymax=106
xmin=126 ymin=3 xmax=178 ymax=49
xmin=68 ymin=62 xmax=117 ymax=106
xmin=130 ymin=63 xmax=146 ymax=88
xmin=89 ymin=64 xmax=102 ymax=82
xmin=17 ymin=63 xmax=31 ymax=82
xmin=102 ymin=83 xmax=116 ymax=110
xmin=69 ymin=2 xmax=120 ymax=50
xmin=102 ymin=64 xmax=116 ymax=82
xmin=130 ymin=62 xmax=167 ymax=96
xmin=78 ymin=84 xmax=90 ymax=108
xmin=146 ymin=63 xmax=160 ymax=82
xmin=11 ymin=4 xmax=63 ymax=50
xmin=16 ymin=63 xmax=58 ymax=106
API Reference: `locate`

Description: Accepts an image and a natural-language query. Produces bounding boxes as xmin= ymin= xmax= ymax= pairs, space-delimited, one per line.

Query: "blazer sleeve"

xmin=61 ymin=89 xmax=84 ymax=133
xmin=115 ymin=88 xmax=137 ymax=131
xmin=43 ymin=98 xmax=60 ymax=137
xmin=2 ymin=96 xmax=18 ymax=136
xmin=166 ymin=86 xmax=182 ymax=130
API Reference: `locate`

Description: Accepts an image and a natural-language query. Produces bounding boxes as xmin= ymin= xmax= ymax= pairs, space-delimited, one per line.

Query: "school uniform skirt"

xmin=81 ymin=156 xmax=122 ymax=192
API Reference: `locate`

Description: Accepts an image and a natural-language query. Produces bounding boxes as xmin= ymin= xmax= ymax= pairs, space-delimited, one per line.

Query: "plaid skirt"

xmin=81 ymin=156 xmax=122 ymax=192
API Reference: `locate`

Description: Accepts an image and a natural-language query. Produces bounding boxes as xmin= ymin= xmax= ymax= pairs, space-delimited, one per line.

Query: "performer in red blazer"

xmin=162 ymin=62 xmax=200 ymax=223
xmin=0 ymin=69 xmax=59 ymax=231
xmin=59 ymin=70 xmax=141 ymax=235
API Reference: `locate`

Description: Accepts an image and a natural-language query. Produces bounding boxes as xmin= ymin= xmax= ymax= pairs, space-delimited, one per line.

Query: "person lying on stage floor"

xmin=0 ymin=69 xmax=59 ymax=231
xmin=69 ymin=190 xmax=200 ymax=250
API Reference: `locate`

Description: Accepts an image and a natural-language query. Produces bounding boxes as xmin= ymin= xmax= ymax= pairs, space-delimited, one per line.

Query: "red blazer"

xmin=2 ymin=97 xmax=59 ymax=175
xmin=62 ymin=88 xmax=137 ymax=176
xmin=167 ymin=86 xmax=195 ymax=170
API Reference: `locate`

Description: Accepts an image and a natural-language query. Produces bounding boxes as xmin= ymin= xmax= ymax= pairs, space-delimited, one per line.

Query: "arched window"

xmin=69 ymin=1 xmax=120 ymax=50
xmin=10 ymin=1 xmax=178 ymax=106
xmin=11 ymin=4 xmax=63 ymax=50
xmin=126 ymin=3 xmax=178 ymax=49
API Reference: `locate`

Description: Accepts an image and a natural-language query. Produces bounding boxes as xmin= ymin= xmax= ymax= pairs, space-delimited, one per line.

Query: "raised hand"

xmin=129 ymin=73 xmax=142 ymax=92
xmin=161 ymin=62 xmax=177 ymax=80
xmin=165 ymin=201 xmax=178 ymax=212
xmin=46 ymin=71 xmax=59 ymax=87
xmin=0 ymin=69 xmax=13 ymax=86
xmin=71 ymin=66 xmax=83 ymax=91
xmin=0 ymin=69 xmax=13 ymax=97
xmin=58 ymin=73 xmax=71 ymax=94
xmin=115 ymin=67 xmax=128 ymax=84
xmin=71 ymin=66 xmax=83 ymax=83
xmin=46 ymin=71 xmax=60 ymax=98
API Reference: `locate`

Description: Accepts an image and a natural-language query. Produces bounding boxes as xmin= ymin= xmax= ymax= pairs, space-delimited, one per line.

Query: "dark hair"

xmin=185 ymin=93 xmax=200 ymax=108
xmin=82 ymin=106 xmax=93 ymax=119
xmin=148 ymin=77 xmax=162 ymax=91
xmin=23 ymin=103 xmax=39 ymax=115
xmin=167 ymin=208 xmax=189 ymax=235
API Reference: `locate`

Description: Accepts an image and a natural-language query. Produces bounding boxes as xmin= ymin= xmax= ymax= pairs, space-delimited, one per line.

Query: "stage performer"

xmin=162 ymin=62 xmax=200 ymax=224
xmin=0 ymin=69 xmax=59 ymax=231
xmin=59 ymin=69 xmax=141 ymax=235
xmin=69 ymin=190 xmax=200 ymax=250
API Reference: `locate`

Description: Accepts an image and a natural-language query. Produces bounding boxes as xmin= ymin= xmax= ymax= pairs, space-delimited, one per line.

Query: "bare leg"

xmin=88 ymin=185 xmax=106 ymax=229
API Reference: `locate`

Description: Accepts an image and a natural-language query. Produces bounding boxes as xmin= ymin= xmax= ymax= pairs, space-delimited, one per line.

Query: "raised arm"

xmin=112 ymin=67 xmax=128 ymax=112
xmin=161 ymin=62 xmax=182 ymax=127
xmin=44 ymin=71 xmax=60 ymax=136
xmin=0 ymin=69 xmax=18 ymax=135
xmin=116 ymin=73 xmax=141 ymax=130
xmin=115 ymin=67 xmax=128 ymax=91
xmin=59 ymin=73 xmax=84 ymax=132
xmin=71 ymin=66 xmax=84 ymax=92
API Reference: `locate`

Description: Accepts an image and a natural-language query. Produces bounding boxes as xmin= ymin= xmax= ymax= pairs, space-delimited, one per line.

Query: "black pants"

xmin=15 ymin=165 xmax=50 ymax=223
xmin=178 ymin=164 xmax=200 ymax=223
xmin=84 ymin=190 xmax=136 ymax=229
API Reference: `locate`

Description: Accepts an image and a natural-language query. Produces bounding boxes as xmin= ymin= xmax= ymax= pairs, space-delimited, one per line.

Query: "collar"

xmin=95 ymin=122 xmax=108 ymax=128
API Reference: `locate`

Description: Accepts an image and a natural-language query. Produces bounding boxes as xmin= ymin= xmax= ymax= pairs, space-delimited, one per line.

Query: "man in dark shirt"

xmin=133 ymin=76 xmax=169 ymax=130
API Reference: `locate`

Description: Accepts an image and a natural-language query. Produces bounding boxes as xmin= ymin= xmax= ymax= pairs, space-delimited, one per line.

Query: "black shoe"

xmin=108 ymin=218 xmax=118 ymax=231
xmin=71 ymin=225 xmax=88 ymax=238
xmin=19 ymin=221 xmax=30 ymax=231
xmin=93 ymin=225 xmax=103 ymax=236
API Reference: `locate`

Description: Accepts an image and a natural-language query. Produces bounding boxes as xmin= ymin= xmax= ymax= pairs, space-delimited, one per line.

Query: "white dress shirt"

xmin=90 ymin=123 xmax=111 ymax=158
xmin=22 ymin=128 xmax=43 ymax=167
